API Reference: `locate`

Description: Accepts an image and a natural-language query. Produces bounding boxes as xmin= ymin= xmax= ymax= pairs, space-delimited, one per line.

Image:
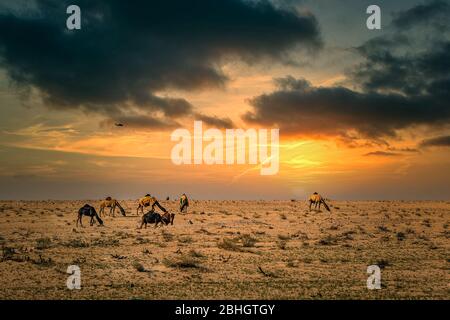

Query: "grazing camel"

xmin=136 ymin=194 xmax=167 ymax=215
xmin=99 ymin=197 xmax=126 ymax=217
xmin=308 ymin=192 xmax=331 ymax=212
xmin=139 ymin=210 xmax=175 ymax=229
xmin=77 ymin=204 xmax=103 ymax=227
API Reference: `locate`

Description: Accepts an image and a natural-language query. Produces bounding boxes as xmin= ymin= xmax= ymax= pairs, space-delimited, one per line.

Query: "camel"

xmin=308 ymin=192 xmax=331 ymax=212
xmin=77 ymin=204 xmax=103 ymax=227
xmin=179 ymin=193 xmax=189 ymax=213
xmin=138 ymin=210 xmax=175 ymax=229
xmin=136 ymin=194 xmax=167 ymax=215
xmin=99 ymin=197 xmax=126 ymax=217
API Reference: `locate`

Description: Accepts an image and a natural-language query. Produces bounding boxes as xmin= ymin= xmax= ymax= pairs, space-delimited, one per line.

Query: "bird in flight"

xmin=115 ymin=123 xmax=124 ymax=127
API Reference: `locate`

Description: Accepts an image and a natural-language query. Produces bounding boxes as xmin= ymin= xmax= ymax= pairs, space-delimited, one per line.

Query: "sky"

xmin=0 ymin=0 xmax=449 ymax=200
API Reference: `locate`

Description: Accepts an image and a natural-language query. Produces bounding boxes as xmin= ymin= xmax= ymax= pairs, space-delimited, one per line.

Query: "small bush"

xmin=189 ymin=249 xmax=204 ymax=258
xmin=161 ymin=230 xmax=174 ymax=242
xmin=178 ymin=236 xmax=193 ymax=244
xmin=277 ymin=240 xmax=287 ymax=250
xmin=132 ymin=261 xmax=146 ymax=272
xmin=240 ymin=234 xmax=257 ymax=247
xmin=396 ymin=232 xmax=406 ymax=241
xmin=36 ymin=237 xmax=52 ymax=250
xmin=318 ymin=235 xmax=338 ymax=245
xmin=217 ymin=238 xmax=241 ymax=252
xmin=163 ymin=256 xmax=201 ymax=269
xmin=65 ymin=238 xmax=89 ymax=248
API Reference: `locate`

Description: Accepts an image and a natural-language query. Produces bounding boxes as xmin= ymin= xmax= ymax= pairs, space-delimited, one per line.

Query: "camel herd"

xmin=76 ymin=192 xmax=329 ymax=228
xmin=76 ymin=193 xmax=189 ymax=228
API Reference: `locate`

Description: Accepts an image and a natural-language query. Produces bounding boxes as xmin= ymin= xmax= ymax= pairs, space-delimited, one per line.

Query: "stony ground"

xmin=0 ymin=200 xmax=448 ymax=299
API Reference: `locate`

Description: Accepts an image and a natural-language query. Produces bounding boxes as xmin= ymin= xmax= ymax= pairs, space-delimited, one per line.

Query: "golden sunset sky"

xmin=0 ymin=0 xmax=449 ymax=199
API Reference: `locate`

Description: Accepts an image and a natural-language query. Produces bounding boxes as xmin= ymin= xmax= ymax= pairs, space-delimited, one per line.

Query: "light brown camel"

xmin=308 ymin=192 xmax=330 ymax=212
xmin=99 ymin=197 xmax=126 ymax=217
xmin=136 ymin=194 xmax=168 ymax=216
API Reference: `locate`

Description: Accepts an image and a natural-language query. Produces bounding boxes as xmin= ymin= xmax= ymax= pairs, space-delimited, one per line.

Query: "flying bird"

xmin=115 ymin=123 xmax=124 ymax=127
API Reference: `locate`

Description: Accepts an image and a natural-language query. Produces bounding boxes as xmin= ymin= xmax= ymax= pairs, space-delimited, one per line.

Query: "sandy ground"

xmin=0 ymin=199 xmax=448 ymax=300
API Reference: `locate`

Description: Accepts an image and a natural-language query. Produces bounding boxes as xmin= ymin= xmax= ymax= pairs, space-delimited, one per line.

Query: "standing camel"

xmin=99 ymin=197 xmax=126 ymax=217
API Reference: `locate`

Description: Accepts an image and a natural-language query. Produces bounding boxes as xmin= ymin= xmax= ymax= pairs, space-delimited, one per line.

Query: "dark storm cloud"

xmin=243 ymin=80 xmax=449 ymax=138
xmin=392 ymin=0 xmax=449 ymax=30
xmin=419 ymin=135 xmax=450 ymax=148
xmin=193 ymin=113 xmax=235 ymax=129
xmin=0 ymin=0 xmax=321 ymax=129
xmin=243 ymin=1 xmax=450 ymax=140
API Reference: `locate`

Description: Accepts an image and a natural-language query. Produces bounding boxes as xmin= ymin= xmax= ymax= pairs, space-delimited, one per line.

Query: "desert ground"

xmin=0 ymin=199 xmax=448 ymax=299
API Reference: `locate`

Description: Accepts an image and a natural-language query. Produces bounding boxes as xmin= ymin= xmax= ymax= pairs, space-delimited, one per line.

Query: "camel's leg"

xmin=110 ymin=206 xmax=114 ymax=217
xmin=99 ymin=207 xmax=103 ymax=217
xmin=136 ymin=205 xmax=141 ymax=216
xmin=78 ymin=215 xmax=84 ymax=228
xmin=76 ymin=214 xmax=80 ymax=227
xmin=309 ymin=201 xmax=312 ymax=211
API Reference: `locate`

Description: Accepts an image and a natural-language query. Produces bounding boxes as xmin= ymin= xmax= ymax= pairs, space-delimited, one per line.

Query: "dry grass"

xmin=0 ymin=199 xmax=448 ymax=299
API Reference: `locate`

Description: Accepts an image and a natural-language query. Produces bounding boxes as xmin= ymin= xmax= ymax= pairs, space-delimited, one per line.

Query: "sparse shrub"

xmin=163 ymin=255 xmax=202 ymax=269
xmin=240 ymin=234 xmax=257 ymax=247
xmin=286 ymin=259 xmax=297 ymax=267
xmin=36 ymin=237 xmax=52 ymax=250
xmin=1 ymin=246 xmax=16 ymax=261
xmin=396 ymin=232 xmax=406 ymax=241
xmin=376 ymin=259 xmax=390 ymax=269
xmin=319 ymin=235 xmax=338 ymax=245
xmin=422 ymin=219 xmax=432 ymax=228
xmin=132 ymin=261 xmax=146 ymax=272
xmin=65 ymin=238 xmax=89 ymax=248
xmin=136 ymin=236 xmax=150 ymax=244
xmin=277 ymin=240 xmax=287 ymax=250
xmin=279 ymin=213 xmax=287 ymax=220
xmin=217 ymin=238 xmax=241 ymax=252
xmin=189 ymin=249 xmax=204 ymax=258
xmin=303 ymin=257 xmax=312 ymax=264
xmin=33 ymin=255 xmax=54 ymax=267
xmin=340 ymin=231 xmax=355 ymax=240
xmin=92 ymin=238 xmax=119 ymax=247
xmin=162 ymin=230 xmax=174 ymax=242
xmin=178 ymin=236 xmax=193 ymax=244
